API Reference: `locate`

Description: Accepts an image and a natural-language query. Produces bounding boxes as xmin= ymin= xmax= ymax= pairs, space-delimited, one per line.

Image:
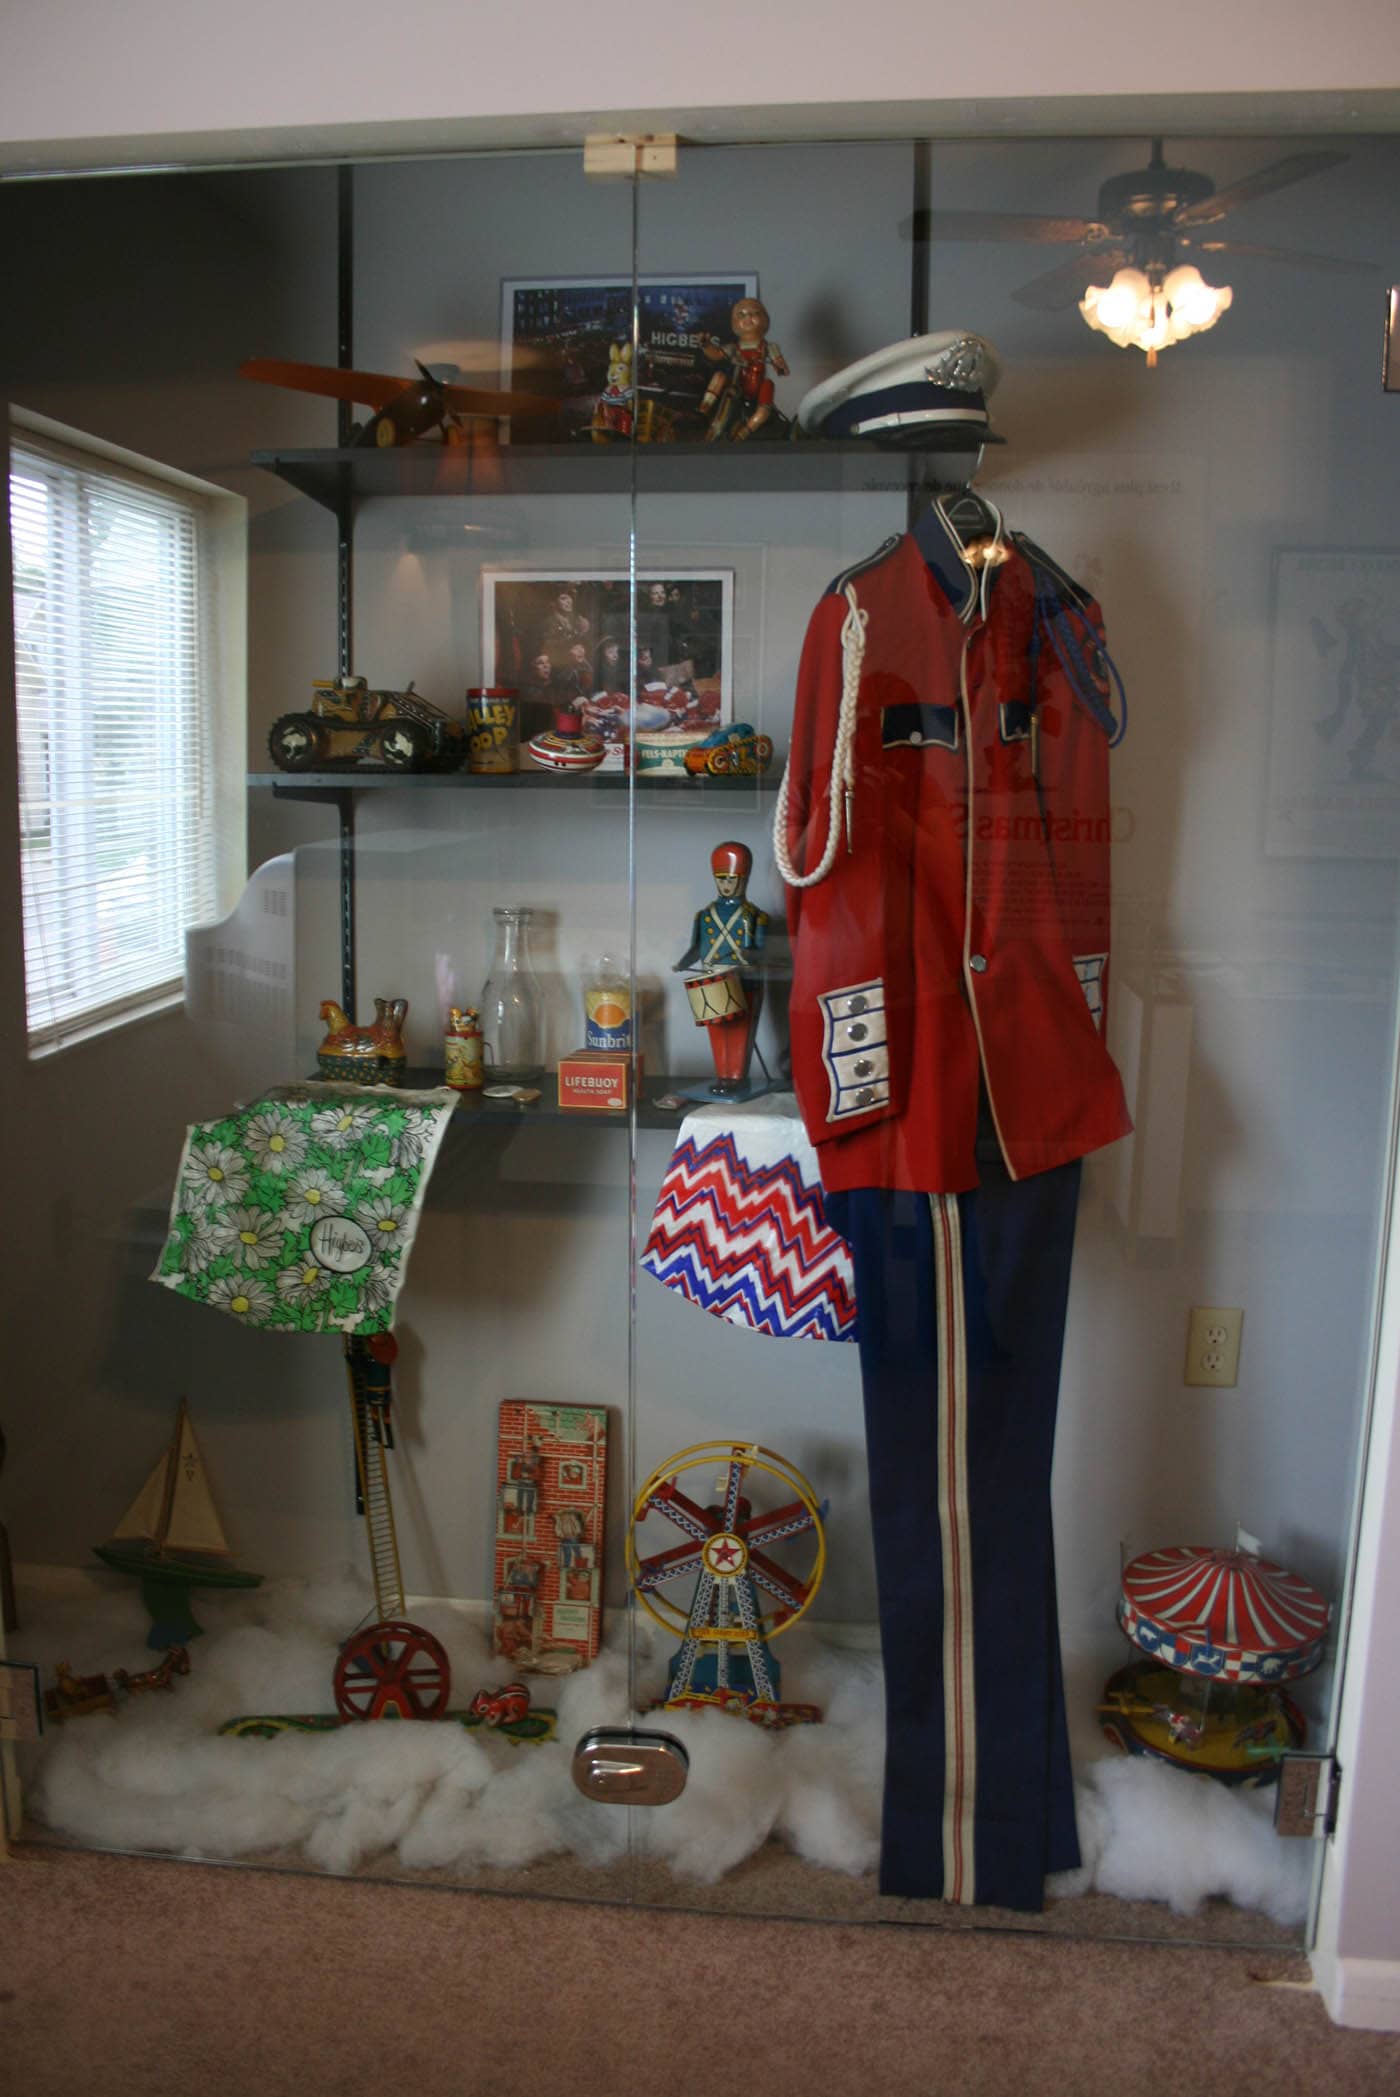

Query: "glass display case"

xmin=4 ymin=126 xmax=1399 ymax=1947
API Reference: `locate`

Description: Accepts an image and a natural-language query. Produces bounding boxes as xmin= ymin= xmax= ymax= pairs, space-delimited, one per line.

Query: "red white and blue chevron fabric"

xmin=642 ymin=1113 xmax=857 ymax=1343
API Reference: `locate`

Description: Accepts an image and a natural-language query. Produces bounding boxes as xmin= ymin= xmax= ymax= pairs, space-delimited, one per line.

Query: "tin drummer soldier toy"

xmin=698 ymin=298 xmax=789 ymax=443
xmin=674 ymin=841 xmax=769 ymax=1096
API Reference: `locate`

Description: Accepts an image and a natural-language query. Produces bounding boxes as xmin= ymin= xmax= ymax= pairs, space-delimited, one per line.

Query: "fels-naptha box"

xmin=557 ymin=1048 xmax=639 ymax=1111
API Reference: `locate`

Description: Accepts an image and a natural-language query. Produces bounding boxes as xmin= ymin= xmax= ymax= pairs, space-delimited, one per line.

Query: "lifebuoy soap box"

xmin=557 ymin=1048 xmax=641 ymax=1110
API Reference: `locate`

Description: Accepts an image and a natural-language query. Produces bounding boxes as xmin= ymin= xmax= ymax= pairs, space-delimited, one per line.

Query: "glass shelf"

xmin=251 ymin=439 xmax=926 ymax=511
xmin=397 ymin=1070 xmax=730 ymax=1131
xmin=248 ymin=769 xmax=780 ymax=796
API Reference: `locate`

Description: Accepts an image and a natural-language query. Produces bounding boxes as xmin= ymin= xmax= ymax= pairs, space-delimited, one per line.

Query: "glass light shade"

xmin=1080 ymin=262 xmax=1233 ymax=360
xmin=1087 ymin=266 xmax=1151 ymax=334
xmin=1163 ymin=263 xmax=1234 ymax=333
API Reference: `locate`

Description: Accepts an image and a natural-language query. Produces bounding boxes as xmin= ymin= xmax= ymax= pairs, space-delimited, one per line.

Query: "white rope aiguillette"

xmin=773 ymin=584 xmax=867 ymax=891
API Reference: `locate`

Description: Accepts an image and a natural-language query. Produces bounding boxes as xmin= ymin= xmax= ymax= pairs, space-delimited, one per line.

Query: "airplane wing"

xmin=239 ymin=358 xmax=410 ymax=410
xmin=242 ymin=358 xmax=558 ymax=420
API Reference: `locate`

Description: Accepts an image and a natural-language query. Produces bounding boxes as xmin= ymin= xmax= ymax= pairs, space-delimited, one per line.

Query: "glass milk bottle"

xmin=479 ymin=906 xmax=544 ymax=1083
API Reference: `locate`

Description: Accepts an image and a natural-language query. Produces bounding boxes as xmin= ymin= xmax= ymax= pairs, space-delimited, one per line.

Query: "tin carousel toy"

xmin=1098 ymin=1542 xmax=1331 ymax=1786
xmin=627 ymin=1440 xmax=826 ymax=1728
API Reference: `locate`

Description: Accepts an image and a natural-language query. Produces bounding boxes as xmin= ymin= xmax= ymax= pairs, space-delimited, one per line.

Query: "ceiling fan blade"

xmin=1010 ymin=251 xmax=1128 ymax=310
xmin=905 ymin=208 xmax=1104 ymax=246
xmin=1188 ymin=236 xmax=1377 ymax=275
xmin=1173 ymin=150 xmax=1348 ymax=228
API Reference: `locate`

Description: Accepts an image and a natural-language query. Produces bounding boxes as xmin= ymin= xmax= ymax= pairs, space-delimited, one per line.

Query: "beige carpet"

xmin=4 ymin=1842 xmax=1399 ymax=2096
xmin=18 ymin=1822 xmax=1306 ymax=1947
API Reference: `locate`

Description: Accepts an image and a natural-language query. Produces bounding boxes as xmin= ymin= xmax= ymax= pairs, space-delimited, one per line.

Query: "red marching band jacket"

xmin=775 ymin=518 xmax=1132 ymax=1196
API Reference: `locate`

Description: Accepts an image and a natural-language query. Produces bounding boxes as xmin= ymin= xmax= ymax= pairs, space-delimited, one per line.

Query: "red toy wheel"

xmin=333 ymin=1620 xmax=451 ymax=1722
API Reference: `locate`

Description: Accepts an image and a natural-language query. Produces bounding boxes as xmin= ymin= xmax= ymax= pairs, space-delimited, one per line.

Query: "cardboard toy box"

xmin=557 ymin=1048 xmax=641 ymax=1111
xmin=493 ymin=1401 xmax=609 ymax=1672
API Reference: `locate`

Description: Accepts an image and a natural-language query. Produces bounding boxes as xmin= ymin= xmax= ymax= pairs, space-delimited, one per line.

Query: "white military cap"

xmin=798 ymin=330 xmax=1004 ymax=446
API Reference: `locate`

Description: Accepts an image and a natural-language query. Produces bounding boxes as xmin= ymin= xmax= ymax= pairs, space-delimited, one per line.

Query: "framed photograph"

xmin=1266 ymin=546 xmax=1400 ymax=858
xmin=501 ymin=275 xmax=759 ymax=443
xmin=483 ymin=567 xmax=734 ymax=770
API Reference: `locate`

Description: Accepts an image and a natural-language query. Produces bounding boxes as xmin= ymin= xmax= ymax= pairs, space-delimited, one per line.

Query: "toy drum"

xmin=684 ymin=966 xmax=748 ymax=1027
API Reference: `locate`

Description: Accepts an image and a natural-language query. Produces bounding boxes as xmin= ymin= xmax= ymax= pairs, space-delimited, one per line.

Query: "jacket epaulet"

xmin=1013 ymin=531 xmax=1095 ymax=612
xmin=824 ymin=534 xmax=903 ymax=599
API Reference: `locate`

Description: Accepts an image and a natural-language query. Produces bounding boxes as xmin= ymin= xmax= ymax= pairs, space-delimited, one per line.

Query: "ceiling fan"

xmin=908 ymin=142 xmax=1374 ymax=359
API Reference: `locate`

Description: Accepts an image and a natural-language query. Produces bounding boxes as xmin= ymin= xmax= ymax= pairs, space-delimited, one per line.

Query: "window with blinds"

xmin=10 ymin=435 xmax=221 ymax=1052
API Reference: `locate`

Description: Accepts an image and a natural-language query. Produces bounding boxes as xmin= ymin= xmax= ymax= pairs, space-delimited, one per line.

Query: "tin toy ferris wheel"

xmin=626 ymin=1441 xmax=827 ymax=1727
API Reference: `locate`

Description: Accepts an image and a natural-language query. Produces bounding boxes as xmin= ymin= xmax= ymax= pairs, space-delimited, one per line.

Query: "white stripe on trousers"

xmin=932 ymin=1193 xmax=977 ymax=1903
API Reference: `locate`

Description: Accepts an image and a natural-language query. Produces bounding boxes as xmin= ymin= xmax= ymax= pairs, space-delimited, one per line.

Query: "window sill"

xmin=28 ymin=990 xmax=186 ymax=1061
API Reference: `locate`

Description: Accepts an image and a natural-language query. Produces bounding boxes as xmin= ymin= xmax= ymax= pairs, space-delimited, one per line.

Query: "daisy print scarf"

xmin=152 ymin=1082 xmax=457 ymax=1334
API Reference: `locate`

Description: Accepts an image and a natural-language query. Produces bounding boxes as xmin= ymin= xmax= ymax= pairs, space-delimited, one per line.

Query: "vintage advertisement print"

xmin=1266 ymin=547 xmax=1400 ymax=858
xmin=501 ymin=276 xmax=758 ymax=443
xmin=482 ymin=568 xmax=734 ymax=769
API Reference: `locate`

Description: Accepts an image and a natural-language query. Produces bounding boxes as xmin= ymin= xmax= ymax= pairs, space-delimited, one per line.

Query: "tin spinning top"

xmin=527 ymin=706 xmax=607 ymax=775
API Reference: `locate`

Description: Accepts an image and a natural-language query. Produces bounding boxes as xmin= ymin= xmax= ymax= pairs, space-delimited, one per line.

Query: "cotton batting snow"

xmin=10 ymin=1569 xmax=1309 ymax=1923
xmin=1053 ymin=1749 xmax=1314 ymax=1924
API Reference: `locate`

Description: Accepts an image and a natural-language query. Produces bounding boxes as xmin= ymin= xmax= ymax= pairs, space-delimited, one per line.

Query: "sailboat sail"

xmin=109 ymin=1402 xmax=231 ymax=1559
xmin=111 ymin=1457 xmax=169 ymax=1544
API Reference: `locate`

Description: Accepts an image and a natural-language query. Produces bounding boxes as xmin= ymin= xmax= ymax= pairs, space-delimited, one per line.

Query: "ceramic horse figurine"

xmin=317 ymin=997 xmax=409 ymax=1086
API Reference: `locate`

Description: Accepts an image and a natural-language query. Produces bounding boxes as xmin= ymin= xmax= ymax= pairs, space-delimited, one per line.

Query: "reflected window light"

xmin=1080 ymin=263 xmax=1233 ymax=367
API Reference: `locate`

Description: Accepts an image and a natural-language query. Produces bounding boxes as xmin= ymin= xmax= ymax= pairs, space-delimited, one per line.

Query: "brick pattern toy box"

xmin=493 ymin=1401 xmax=609 ymax=1673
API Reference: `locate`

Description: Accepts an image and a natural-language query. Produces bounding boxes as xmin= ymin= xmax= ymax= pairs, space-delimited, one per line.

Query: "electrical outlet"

xmin=1185 ymin=1306 xmax=1244 ymax=1388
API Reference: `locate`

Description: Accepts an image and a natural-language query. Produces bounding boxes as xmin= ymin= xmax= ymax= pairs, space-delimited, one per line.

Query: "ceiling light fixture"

xmin=1080 ymin=262 xmax=1233 ymax=367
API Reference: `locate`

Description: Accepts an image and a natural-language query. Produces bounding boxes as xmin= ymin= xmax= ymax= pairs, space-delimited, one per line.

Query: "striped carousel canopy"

xmin=1118 ymin=1545 xmax=1331 ymax=1685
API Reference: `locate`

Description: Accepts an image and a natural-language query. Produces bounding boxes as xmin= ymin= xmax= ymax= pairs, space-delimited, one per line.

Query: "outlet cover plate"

xmin=1185 ymin=1305 xmax=1244 ymax=1388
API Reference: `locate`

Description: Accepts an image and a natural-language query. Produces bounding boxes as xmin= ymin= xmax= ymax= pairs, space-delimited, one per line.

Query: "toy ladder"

xmin=345 ymin=1339 xmax=406 ymax=1622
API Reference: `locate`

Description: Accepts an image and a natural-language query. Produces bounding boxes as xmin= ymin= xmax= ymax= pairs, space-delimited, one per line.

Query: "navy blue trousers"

xmin=828 ymin=1149 xmax=1082 ymax=1913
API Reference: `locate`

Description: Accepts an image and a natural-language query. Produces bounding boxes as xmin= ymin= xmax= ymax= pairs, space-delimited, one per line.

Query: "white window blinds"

xmin=10 ymin=436 xmax=220 ymax=1051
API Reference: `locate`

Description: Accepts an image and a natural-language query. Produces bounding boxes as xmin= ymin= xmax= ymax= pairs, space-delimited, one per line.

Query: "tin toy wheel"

xmin=268 ymin=712 xmax=328 ymax=771
xmin=379 ymin=719 xmax=429 ymax=770
xmin=626 ymin=1441 xmax=826 ymax=1644
xmin=333 ymin=1619 xmax=451 ymax=1721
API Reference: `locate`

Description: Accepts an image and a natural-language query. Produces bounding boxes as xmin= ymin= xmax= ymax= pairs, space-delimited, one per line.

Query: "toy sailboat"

xmin=93 ymin=1399 xmax=262 ymax=1649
